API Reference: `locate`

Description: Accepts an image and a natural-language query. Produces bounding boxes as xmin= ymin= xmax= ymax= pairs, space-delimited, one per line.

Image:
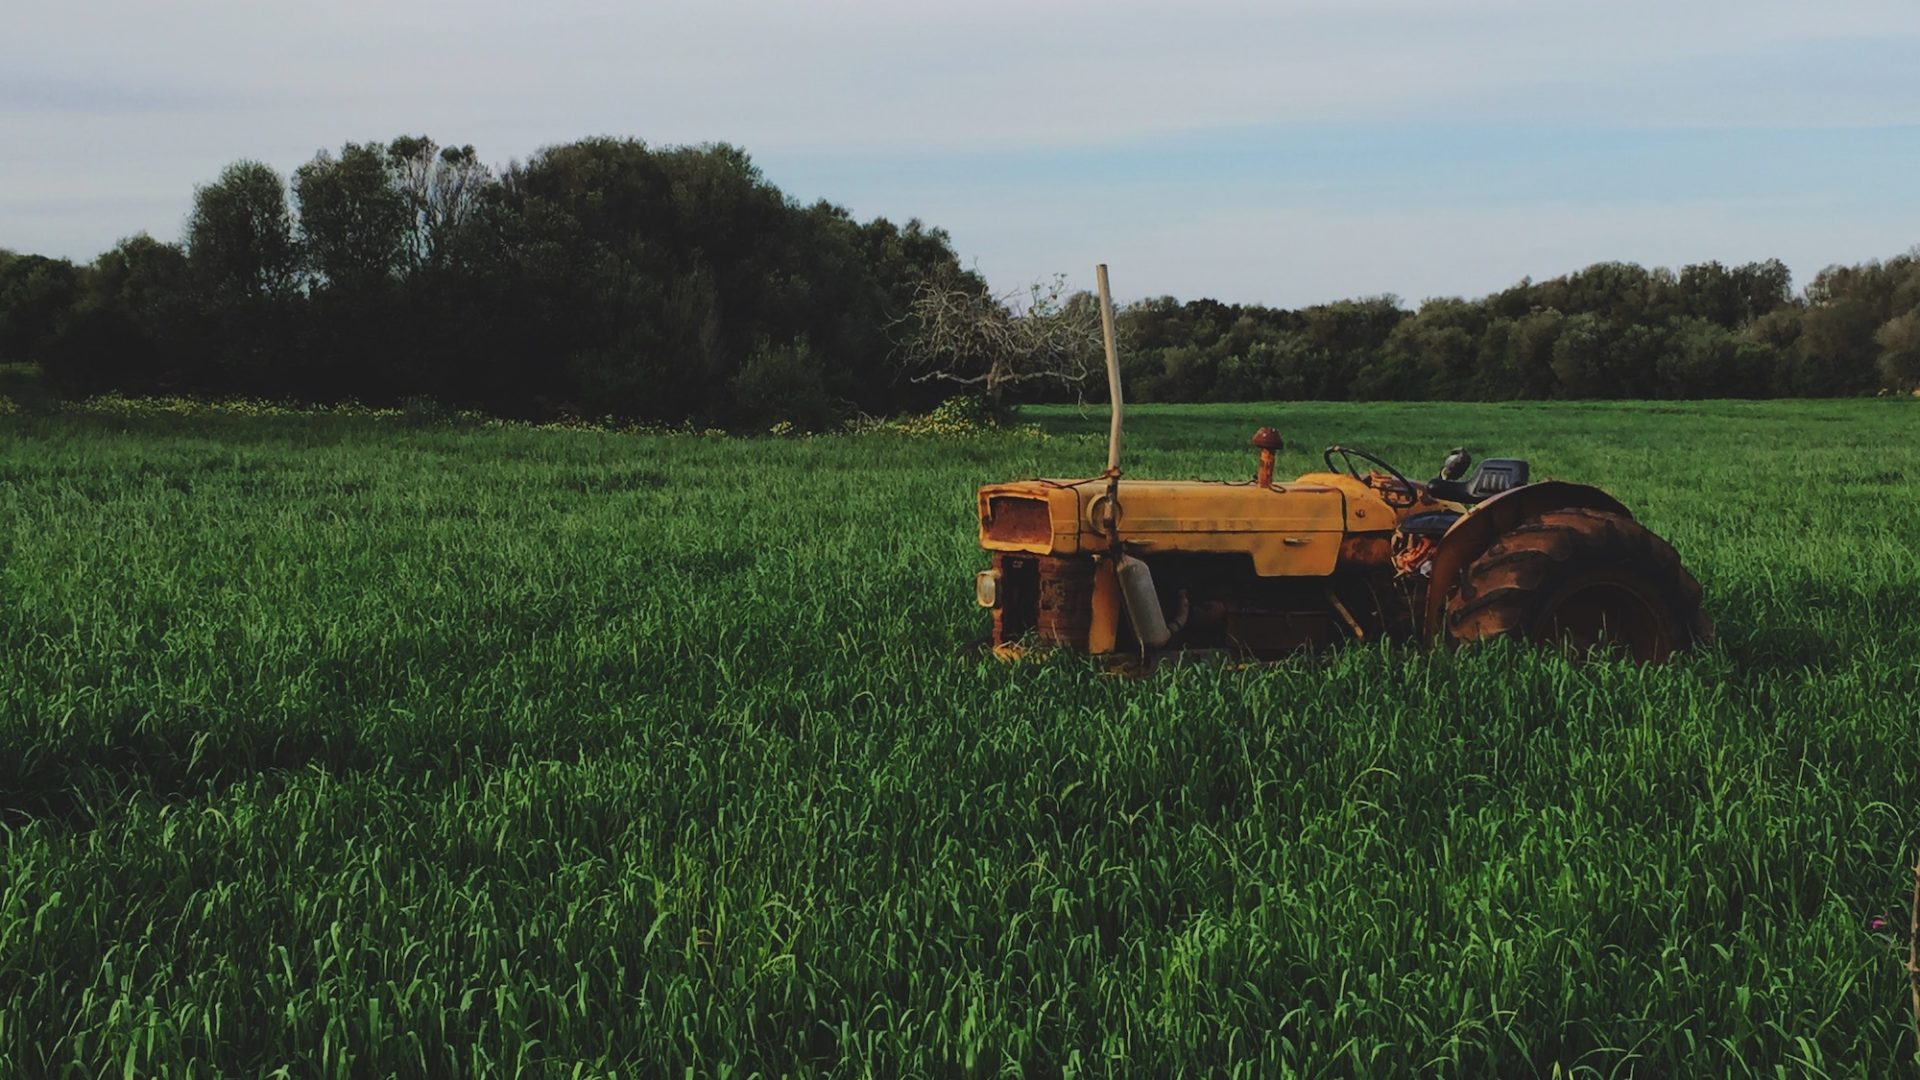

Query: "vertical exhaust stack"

xmin=1252 ymin=427 xmax=1284 ymax=488
xmin=1094 ymin=263 xmax=1167 ymax=654
xmin=1095 ymin=264 xmax=1124 ymax=475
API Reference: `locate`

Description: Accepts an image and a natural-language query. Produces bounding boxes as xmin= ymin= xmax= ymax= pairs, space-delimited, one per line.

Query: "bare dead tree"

xmin=893 ymin=274 xmax=1106 ymax=405
xmin=388 ymin=137 xmax=492 ymax=269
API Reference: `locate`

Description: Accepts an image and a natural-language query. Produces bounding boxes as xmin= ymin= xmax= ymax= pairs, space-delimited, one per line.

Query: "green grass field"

xmin=2 ymin=399 xmax=1917 ymax=1077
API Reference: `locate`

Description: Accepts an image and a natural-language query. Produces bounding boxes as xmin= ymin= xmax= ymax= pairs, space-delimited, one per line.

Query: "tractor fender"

xmin=1420 ymin=481 xmax=1634 ymax=639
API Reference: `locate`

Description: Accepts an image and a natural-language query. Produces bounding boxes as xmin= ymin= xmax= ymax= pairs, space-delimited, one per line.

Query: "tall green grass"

xmin=2 ymin=400 xmax=1916 ymax=1076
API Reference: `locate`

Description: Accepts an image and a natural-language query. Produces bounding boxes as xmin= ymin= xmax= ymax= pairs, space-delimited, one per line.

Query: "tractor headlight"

xmin=975 ymin=569 xmax=1001 ymax=608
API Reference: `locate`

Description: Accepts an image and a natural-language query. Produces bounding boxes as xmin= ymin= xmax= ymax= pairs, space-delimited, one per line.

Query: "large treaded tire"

xmin=1445 ymin=507 xmax=1710 ymax=662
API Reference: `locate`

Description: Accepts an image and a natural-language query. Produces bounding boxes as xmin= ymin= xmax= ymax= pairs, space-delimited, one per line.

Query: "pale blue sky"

xmin=4 ymin=0 xmax=1917 ymax=306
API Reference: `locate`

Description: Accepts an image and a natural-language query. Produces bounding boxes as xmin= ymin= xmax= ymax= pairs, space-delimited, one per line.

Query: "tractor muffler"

xmin=1114 ymin=553 xmax=1188 ymax=651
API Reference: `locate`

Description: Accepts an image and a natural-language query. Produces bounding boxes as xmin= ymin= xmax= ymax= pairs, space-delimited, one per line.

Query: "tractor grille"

xmin=991 ymin=554 xmax=1093 ymax=649
xmin=983 ymin=496 xmax=1052 ymax=546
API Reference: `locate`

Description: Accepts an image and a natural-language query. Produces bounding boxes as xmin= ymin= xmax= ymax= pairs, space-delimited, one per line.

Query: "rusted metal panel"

xmin=989 ymin=553 xmax=1122 ymax=652
xmin=1338 ymin=532 xmax=1395 ymax=568
xmin=978 ymin=482 xmax=1082 ymax=556
xmin=1034 ymin=556 xmax=1095 ymax=650
xmin=983 ymin=496 xmax=1051 ymax=546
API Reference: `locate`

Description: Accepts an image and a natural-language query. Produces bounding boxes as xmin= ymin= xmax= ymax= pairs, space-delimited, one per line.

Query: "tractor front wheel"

xmin=1445 ymin=508 xmax=1710 ymax=662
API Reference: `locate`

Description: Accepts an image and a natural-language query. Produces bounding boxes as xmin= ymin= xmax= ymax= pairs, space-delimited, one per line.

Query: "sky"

xmin=4 ymin=0 xmax=1918 ymax=307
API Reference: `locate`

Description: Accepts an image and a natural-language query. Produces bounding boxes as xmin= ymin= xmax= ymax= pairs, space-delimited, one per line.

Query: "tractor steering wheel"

xmin=1323 ymin=444 xmax=1419 ymax=508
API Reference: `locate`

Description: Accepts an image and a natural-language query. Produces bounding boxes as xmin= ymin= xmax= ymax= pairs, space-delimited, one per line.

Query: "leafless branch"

xmin=892 ymin=274 xmax=1106 ymax=401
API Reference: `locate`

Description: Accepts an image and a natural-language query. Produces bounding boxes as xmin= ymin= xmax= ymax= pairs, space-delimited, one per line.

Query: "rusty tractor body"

xmin=974 ymin=437 xmax=1710 ymax=663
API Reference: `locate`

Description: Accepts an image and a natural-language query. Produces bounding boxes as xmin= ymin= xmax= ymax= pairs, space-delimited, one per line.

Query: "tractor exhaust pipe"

xmin=1096 ymin=264 xmax=1123 ymax=474
xmin=1115 ymin=553 xmax=1171 ymax=648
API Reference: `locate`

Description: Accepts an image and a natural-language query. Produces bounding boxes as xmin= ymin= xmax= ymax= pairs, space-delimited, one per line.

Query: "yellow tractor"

xmin=972 ymin=268 xmax=1709 ymax=663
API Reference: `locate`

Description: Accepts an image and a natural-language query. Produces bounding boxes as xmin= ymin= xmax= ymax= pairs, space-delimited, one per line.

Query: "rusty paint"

xmin=1338 ymin=533 xmax=1394 ymax=568
xmin=1035 ymin=556 xmax=1096 ymax=650
xmin=984 ymin=496 xmax=1052 ymax=545
xmin=1421 ymin=481 xmax=1634 ymax=639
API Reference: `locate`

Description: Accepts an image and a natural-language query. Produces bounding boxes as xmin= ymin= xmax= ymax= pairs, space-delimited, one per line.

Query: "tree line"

xmin=2 ymin=134 xmax=1917 ymax=429
xmin=1119 ymin=256 xmax=1920 ymax=403
xmin=0 ymin=136 xmax=973 ymax=428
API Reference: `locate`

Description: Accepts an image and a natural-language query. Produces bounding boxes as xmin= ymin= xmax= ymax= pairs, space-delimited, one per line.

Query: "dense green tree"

xmin=1390 ymin=298 xmax=1485 ymax=398
xmin=181 ymin=161 xmax=303 ymax=393
xmin=187 ymin=161 xmax=299 ymax=302
xmin=293 ymin=143 xmax=410 ymax=290
xmin=1875 ymin=308 xmax=1920 ymax=391
xmin=1659 ymin=317 xmax=1767 ymax=398
xmin=1504 ymin=309 xmax=1567 ymax=399
xmin=1532 ymin=261 xmax=1656 ymax=322
xmin=0 ymin=253 xmax=81 ymax=364
xmin=730 ymin=337 xmax=839 ymax=429
xmin=1674 ymin=259 xmax=1792 ymax=327
xmin=41 ymin=235 xmax=197 ymax=394
xmin=1791 ymin=298 xmax=1882 ymax=395
xmin=1550 ymin=313 xmax=1612 ymax=398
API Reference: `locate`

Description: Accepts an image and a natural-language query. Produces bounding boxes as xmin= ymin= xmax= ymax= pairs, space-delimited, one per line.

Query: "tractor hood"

xmin=976 ymin=476 xmax=1382 ymax=577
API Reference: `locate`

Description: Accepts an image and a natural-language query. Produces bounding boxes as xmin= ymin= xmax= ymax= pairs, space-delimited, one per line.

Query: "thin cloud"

xmin=3 ymin=0 xmax=1917 ymax=302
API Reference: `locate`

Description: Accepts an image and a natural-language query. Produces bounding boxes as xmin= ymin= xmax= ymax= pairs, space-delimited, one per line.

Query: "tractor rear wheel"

xmin=1445 ymin=508 xmax=1709 ymax=662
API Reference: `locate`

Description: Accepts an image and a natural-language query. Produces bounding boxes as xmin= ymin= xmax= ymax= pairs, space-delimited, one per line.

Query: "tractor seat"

xmin=1467 ymin=458 xmax=1530 ymax=499
xmin=1427 ymin=458 xmax=1530 ymax=505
